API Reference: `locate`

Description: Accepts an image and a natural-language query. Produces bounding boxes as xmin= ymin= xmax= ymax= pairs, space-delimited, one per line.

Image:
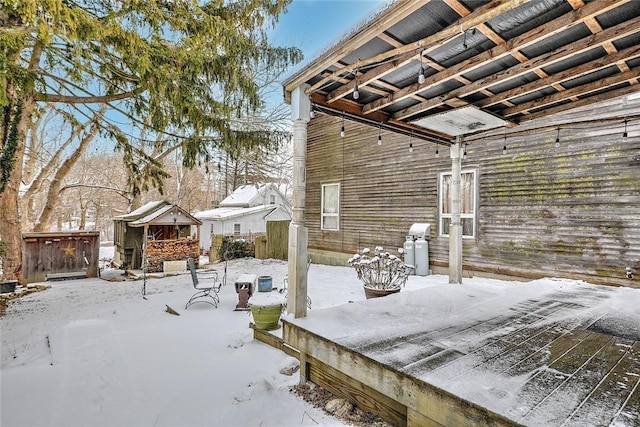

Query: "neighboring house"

xmin=193 ymin=183 xmax=292 ymax=250
xmin=113 ymin=201 xmax=201 ymax=270
xmin=281 ymin=1 xmax=640 ymax=288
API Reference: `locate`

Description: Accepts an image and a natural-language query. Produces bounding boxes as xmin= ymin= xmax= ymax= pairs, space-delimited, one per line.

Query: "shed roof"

xmin=113 ymin=200 xmax=169 ymax=221
xmin=194 ymin=205 xmax=284 ymax=221
xmin=128 ymin=204 xmax=202 ymax=227
xmin=283 ymin=0 xmax=640 ymax=142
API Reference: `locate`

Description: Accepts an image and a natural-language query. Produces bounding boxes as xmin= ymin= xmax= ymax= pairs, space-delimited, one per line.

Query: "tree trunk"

xmin=34 ymin=113 xmax=101 ymax=231
xmin=0 ymin=96 xmax=35 ymax=281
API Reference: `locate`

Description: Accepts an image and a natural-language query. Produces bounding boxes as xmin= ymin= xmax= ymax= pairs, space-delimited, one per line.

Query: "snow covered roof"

xmin=220 ymin=183 xmax=287 ymax=208
xmin=128 ymin=204 xmax=201 ymax=227
xmin=194 ymin=205 xmax=281 ymax=221
xmin=113 ymin=200 xmax=169 ymax=221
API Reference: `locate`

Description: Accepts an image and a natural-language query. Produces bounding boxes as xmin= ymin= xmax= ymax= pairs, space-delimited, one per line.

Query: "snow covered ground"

xmin=1 ymin=253 xmax=638 ymax=426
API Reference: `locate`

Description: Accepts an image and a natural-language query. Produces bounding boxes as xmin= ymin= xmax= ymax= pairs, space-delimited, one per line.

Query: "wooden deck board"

xmin=564 ymin=341 xmax=640 ymax=426
xmin=281 ymin=283 xmax=640 ymax=426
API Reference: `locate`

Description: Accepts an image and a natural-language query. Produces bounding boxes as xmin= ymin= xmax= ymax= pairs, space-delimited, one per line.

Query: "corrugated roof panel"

xmin=462 ymin=55 xmax=520 ymax=82
xmin=528 ymin=98 xmax=572 ymax=114
xmin=561 ymin=66 xmax=621 ymax=90
xmin=487 ymin=72 xmax=540 ymax=94
xmin=385 ymin=1 xmax=458 ymax=44
xmin=614 ymin=32 xmax=640 ymax=51
xmin=627 ymin=57 xmax=640 ymax=68
xmin=463 ymin=92 xmax=488 ymax=103
xmin=458 ymin=0 xmax=492 ymax=11
xmin=593 ymin=1 xmax=640 ymax=30
xmin=382 ymin=59 xmax=435 ymax=88
xmin=520 ymin=23 xmax=592 ymax=59
xmin=541 ymin=46 xmax=607 ymax=75
xmin=508 ymin=86 xmax=558 ymax=106
xmin=417 ymin=80 xmax=465 ymax=99
xmin=577 ymin=82 xmax=631 ymax=100
xmin=341 ymin=37 xmax=394 ymax=67
xmin=382 ymin=97 xmax=420 ymax=115
xmin=430 ymin=33 xmax=495 ymax=68
xmin=486 ymin=0 xmax=569 ymax=41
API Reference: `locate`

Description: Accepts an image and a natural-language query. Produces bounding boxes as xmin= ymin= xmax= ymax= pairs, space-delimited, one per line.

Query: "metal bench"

xmin=185 ymin=257 xmax=221 ymax=309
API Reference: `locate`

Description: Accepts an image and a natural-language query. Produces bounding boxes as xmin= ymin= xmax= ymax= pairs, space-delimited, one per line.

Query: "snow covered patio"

xmin=283 ymin=277 xmax=640 ymax=426
xmin=2 ymin=257 xmax=640 ymax=426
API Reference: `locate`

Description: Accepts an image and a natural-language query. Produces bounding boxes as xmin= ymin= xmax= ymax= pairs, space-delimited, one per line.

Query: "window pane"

xmin=442 ymin=217 xmax=451 ymax=235
xmin=323 ymin=216 xmax=338 ymax=230
xmin=441 ymin=175 xmax=452 ymax=214
xmin=461 ymin=172 xmax=474 ymax=214
xmin=323 ymin=185 xmax=339 ymax=213
xmin=462 ymin=218 xmax=474 ymax=237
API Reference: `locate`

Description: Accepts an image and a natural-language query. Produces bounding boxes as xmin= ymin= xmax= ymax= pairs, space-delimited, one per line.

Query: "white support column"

xmin=288 ymin=85 xmax=310 ymax=317
xmin=449 ymin=138 xmax=463 ymax=284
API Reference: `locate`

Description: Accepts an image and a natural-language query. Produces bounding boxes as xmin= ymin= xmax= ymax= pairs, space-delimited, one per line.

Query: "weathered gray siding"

xmin=305 ymin=98 xmax=640 ymax=286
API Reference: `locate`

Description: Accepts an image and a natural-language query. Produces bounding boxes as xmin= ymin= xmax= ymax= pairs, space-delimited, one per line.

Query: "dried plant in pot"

xmin=347 ymin=246 xmax=413 ymax=299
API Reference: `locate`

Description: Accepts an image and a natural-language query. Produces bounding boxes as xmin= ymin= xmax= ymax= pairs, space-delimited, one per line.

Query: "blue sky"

xmin=270 ymin=0 xmax=388 ymax=75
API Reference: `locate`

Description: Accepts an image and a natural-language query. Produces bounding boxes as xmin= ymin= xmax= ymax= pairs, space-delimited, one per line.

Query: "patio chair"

xmin=185 ymin=257 xmax=221 ymax=309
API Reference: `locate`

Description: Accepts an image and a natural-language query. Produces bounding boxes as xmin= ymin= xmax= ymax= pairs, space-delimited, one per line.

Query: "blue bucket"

xmin=257 ymin=276 xmax=273 ymax=292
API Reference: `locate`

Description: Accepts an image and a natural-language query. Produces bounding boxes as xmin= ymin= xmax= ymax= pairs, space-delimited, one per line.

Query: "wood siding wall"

xmin=305 ymin=104 xmax=640 ymax=287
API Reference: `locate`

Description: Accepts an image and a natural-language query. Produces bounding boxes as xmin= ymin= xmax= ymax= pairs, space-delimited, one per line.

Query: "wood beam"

xmin=476 ymin=44 xmax=640 ymax=108
xmin=518 ymin=80 xmax=640 ymax=123
xmin=377 ymin=31 xmax=404 ymax=48
xmin=371 ymin=0 xmax=627 ymax=116
xmin=394 ymin=11 xmax=640 ymax=120
xmin=502 ymin=68 xmax=640 ymax=117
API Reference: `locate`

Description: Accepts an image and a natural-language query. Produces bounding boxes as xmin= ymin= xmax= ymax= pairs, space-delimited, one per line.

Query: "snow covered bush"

xmin=347 ymin=246 xmax=413 ymax=290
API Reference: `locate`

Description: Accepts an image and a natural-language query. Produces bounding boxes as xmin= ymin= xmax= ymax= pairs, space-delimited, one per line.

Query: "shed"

xmin=21 ymin=231 xmax=100 ymax=284
xmin=113 ymin=201 xmax=201 ymax=270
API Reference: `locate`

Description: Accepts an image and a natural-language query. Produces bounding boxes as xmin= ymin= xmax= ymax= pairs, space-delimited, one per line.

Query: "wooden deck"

xmin=281 ymin=281 xmax=640 ymax=426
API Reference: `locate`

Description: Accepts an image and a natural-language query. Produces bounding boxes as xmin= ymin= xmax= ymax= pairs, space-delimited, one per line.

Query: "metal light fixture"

xmin=353 ymin=69 xmax=359 ymax=100
xmin=418 ymin=48 xmax=425 ymax=84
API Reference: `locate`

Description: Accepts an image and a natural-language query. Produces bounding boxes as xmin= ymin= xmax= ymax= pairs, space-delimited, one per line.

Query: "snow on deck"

xmin=285 ymin=278 xmax=640 ymax=426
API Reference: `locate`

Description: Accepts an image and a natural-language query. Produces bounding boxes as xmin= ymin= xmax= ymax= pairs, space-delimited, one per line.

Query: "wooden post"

xmin=288 ymin=84 xmax=311 ymax=318
xmin=449 ymin=138 xmax=463 ymax=284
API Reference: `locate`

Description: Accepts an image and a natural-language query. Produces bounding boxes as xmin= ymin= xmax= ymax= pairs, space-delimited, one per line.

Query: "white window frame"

xmin=233 ymin=223 xmax=241 ymax=235
xmin=321 ymin=183 xmax=340 ymax=231
xmin=269 ymin=194 xmax=276 ymax=205
xmin=439 ymin=169 xmax=477 ymax=239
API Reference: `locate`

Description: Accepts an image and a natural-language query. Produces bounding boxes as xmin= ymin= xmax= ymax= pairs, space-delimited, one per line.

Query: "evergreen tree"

xmin=0 ymin=0 xmax=302 ymax=281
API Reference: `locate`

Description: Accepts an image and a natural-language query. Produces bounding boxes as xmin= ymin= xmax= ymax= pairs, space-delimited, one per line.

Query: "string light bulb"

xmin=353 ymin=69 xmax=359 ymax=100
xmin=377 ymin=124 xmax=382 ymax=146
xmin=409 ymin=131 xmax=414 ymax=153
xmin=502 ymin=133 xmax=507 ymax=155
xmin=623 ymin=119 xmax=628 ymax=143
xmin=435 ymin=147 xmax=439 ymax=158
xmin=340 ymin=114 xmax=345 ymax=138
xmin=555 ymin=127 xmax=560 ymax=148
xmin=463 ymin=143 xmax=467 ymax=159
xmin=418 ymin=48 xmax=425 ymax=84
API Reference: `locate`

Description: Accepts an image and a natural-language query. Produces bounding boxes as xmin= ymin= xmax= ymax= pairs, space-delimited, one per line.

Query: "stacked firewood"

xmin=146 ymin=239 xmax=199 ymax=272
